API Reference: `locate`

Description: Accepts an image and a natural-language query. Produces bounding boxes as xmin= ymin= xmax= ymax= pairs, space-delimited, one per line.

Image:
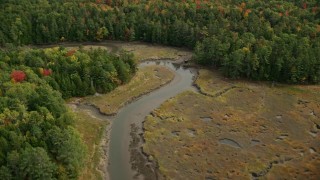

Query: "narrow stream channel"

xmin=108 ymin=61 xmax=196 ymax=180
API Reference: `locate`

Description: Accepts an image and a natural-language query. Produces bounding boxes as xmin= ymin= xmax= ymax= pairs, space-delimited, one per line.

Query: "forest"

xmin=0 ymin=0 xmax=319 ymax=179
xmin=0 ymin=0 xmax=319 ymax=83
xmin=0 ymin=47 xmax=136 ymax=179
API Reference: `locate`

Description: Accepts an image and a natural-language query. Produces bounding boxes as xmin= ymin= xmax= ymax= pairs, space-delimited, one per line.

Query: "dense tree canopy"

xmin=1 ymin=47 xmax=136 ymax=98
xmin=0 ymin=0 xmax=319 ymax=83
xmin=0 ymin=68 xmax=84 ymax=179
xmin=0 ymin=47 xmax=136 ymax=179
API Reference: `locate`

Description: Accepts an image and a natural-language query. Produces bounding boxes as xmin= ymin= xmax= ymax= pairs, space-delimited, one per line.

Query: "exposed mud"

xmin=130 ymin=124 xmax=159 ymax=180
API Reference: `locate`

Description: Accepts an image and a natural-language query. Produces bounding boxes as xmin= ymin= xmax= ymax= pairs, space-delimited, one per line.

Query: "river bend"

xmin=108 ymin=61 xmax=196 ymax=180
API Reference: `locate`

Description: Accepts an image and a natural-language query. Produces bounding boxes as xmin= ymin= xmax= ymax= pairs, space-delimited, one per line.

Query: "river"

xmin=42 ymin=42 xmax=195 ymax=179
xmin=108 ymin=60 xmax=196 ymax=180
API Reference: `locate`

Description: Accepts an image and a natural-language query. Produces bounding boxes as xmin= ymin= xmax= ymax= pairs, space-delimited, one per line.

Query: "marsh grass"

xmin=121 ymin=43 xmax=191 ymax=62
xmin=143 ymin=69 xmax=320 ymax=179
xmin=84 ymin=65 xmax=175 ymax=115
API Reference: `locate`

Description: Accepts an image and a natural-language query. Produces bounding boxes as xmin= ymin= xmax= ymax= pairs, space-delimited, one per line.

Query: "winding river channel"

xmin=108 ymin=60 xmax=196 ymax=180
xmin=57 ymin=42 xmax=320 ymax=180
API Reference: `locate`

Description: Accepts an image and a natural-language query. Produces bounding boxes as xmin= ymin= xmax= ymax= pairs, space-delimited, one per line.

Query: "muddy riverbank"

xmin=69 ymin=60 xmax=193 ymax=179
xmin=108 ymin=60 xmax=196 ymax=180
xmin=70 ymin=59 xmax=196 ymax=180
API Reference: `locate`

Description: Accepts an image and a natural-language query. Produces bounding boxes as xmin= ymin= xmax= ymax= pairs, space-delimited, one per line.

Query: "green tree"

xmin=18 ymin=147 xmax=56 ymax=180
xmin=96 ymin=27 xmax=109 ymax=41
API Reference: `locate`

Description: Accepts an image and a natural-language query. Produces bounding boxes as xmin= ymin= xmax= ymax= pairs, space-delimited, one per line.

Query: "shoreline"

xmin=98 ymin=122 xmax=111 ymax=180
xmin=75 ymin=59 xmax=189 ymax=180
xmin=67 ymin=100 xmax=111 ymax=180
xmin=73 ymin=62 xmax=176 ymax=180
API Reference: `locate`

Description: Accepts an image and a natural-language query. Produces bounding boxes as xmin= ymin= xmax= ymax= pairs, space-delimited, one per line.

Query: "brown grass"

xmin=195 ymin=69 xmax=234 ymax=96
xmin=39 ymin=41 xmax=192 ymax=62
xmin=71 ymin=106 xmax=109 ymax=180
xmin=121 ymin=43 xmax=191 ymax=62
xmin=143 ymin=69 xmax=320 ymax=179
xmin=84 ymin=65 xmax=175 ymax=115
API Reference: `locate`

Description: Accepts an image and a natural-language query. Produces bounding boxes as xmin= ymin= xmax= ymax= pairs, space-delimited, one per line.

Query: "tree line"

xmin=1 ymin=0 xmax=319 ymax=83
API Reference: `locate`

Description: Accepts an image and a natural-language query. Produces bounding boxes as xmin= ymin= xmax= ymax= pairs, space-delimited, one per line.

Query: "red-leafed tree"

xmin=43 ymin=69 xmax=52 ymax=76
xmin=196 ymin=0 xmax=201 ymax=9
xmin=302 ymin=2 xmax=307 ymax=9
xmin=11 ymin=70 xmax=26 ymax=82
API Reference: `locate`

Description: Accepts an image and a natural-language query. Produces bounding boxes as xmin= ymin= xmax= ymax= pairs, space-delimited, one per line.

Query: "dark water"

xmin=108 ymin=61 xmax=196 ymax=180
xmin=219 ymin=138 xmax=242 ymax=149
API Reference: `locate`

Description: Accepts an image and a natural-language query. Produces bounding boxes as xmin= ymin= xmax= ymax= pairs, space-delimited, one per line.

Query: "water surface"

xmin=108 ymin=61 xmax=196 ymax=180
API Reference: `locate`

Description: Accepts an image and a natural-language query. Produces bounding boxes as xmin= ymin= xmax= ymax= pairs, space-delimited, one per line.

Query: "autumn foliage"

xmin=39 ymin=68 xmax=52 ymax=76
xmin=11 ymin=70 xmax=26 ymax=82
xmin=66 ymin=49 xmax=76 ymax=57
xmin=302 ymin=2 xmax=307 ymax=9
xmin=43 ymin=69 xmax=52 ymax=76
